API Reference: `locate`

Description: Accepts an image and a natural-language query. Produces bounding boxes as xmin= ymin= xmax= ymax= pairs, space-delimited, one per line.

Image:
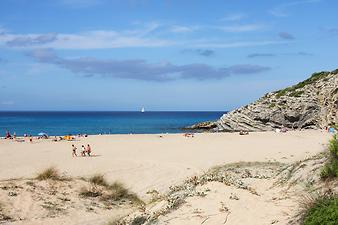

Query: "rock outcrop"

xmin=192 ymin=69 xmax=338 ymax=132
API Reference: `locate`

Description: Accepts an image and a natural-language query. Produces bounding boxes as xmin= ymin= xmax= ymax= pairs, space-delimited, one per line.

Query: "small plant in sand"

xmin=320 ymin=135 xmax=338 ymax=179
xmin=36 ymin=167 xmax=64 ymax=181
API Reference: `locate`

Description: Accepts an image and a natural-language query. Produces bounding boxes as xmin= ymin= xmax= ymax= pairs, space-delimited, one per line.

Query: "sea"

xmin=0 ymin=111 xmax=224 ymax=136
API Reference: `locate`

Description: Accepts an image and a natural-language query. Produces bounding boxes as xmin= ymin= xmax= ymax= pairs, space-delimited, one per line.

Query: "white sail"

xmin=141 ymin=107 xmax=145 ymax=113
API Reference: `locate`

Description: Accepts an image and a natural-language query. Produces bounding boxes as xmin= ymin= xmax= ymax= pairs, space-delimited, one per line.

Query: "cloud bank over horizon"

xmin=27 ymin=49 xmax=271 ymax=81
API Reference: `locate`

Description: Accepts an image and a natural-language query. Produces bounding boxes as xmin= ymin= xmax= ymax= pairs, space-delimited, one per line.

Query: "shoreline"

xmin=1 ymin=127 xmax=330 ymax=139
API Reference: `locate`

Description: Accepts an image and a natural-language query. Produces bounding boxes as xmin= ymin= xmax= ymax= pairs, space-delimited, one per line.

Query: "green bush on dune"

xmin=302 ymin=197 xmax=338 ymax=225
xmin=300 ymin=135 xmax=338 ymax=225
xmin=320 ymin=135 xmax=338 ymax=179
xmin=302 ymin=136 xmax=338 ymax=225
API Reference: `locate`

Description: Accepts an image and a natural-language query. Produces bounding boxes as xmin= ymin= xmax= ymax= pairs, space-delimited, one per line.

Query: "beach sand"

xmin=0 ymin=130 xmax=332 ymax=224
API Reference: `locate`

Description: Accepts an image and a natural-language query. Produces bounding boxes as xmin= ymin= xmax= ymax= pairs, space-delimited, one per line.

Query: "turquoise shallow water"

xmin=0 ymin=111 xmax=224 ymax=136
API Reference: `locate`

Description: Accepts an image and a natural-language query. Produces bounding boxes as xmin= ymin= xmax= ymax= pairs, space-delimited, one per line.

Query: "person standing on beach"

xmin=72 ymin=144 xmax=77 ymax=157
xmin=29 ymin=135 xmax=33 ymax=143
xmin=5 ymin=130 xmax=11 ymax=139
xmin=86 ymin=144 xmax=91 ymax=156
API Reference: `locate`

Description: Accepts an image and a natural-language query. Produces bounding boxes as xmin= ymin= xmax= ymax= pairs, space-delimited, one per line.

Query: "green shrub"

xmin=321 ymin=135 xmax=338 ymax=179
xmin=275 ymin=70 xmax=331 ymax=97
xmin=332 ymin=68 xmax=338 ymax=74
xmin=289 ymin=90 xmax=304 ymax=97
xmin=302 ymin=197 xmax=338 ymax=225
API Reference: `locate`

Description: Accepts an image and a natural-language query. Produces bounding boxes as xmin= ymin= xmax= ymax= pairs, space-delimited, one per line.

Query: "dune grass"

xmin=80 ymin=174 xmax=143 ymax=206
xmin=89 ymin=174 xmax=110 ymax=187
xmin=0 ymin=202 xmax=12 ymax=222
xmin=320 ymin=135 xmax=338 ymax=179
xmin=36 ymin=167 xmax=64 ymax=181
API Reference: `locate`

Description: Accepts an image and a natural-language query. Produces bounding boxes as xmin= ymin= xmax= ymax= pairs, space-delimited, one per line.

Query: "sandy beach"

xmin=0 ymin=130 xmax=333 ymax=225
xmin=0 ymin=131 xmax=330 ymax=194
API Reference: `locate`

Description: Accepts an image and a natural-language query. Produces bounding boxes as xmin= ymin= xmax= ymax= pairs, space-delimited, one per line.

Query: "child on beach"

xmin=81 ymin=145 xmax=86 ymax=156
xmin=72 ymin=144 xmax=77 ymax=157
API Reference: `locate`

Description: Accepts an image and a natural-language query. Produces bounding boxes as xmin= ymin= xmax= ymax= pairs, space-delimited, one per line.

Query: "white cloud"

xmin=170 ymin=25 xmax=198 ymax=33
xmin=269 ymin=0 xmax=321 ymax=17
xmin=218 ymin=24 xmax=264 ymax=32
xmin=220 ymin=13 xmax=246 ymax=21
xmin=192 ymin=40 xmax=287 ymax=48
xmin=0 ymin=23 xmax=172 ymax=49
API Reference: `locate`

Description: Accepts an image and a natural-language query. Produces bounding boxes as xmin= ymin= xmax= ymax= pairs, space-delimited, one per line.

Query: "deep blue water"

xmin=0 ymin=111 xmax=224 ymax=136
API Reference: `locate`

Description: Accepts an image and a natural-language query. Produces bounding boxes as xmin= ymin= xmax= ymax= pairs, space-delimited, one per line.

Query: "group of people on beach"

xmin=5 ymin=130 xmax=33 ymax=142
xmin=72 ymin=144 xmax=92 ymax=157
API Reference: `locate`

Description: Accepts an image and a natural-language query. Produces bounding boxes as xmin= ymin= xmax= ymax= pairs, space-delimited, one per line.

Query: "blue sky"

xmin=0 ymin=0 xmax=337 ymax=111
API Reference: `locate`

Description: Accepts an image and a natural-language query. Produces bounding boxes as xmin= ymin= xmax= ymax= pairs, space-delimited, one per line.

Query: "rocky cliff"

xmin=191 ymin=69 xmax=338 ymax=132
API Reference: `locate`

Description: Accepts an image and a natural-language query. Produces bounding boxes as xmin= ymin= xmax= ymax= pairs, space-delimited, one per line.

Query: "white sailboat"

xmin=141 ymin=107 xmax=145 ymax=113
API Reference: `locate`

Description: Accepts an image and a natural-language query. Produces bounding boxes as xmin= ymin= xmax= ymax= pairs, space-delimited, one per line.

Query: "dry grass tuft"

xmin=79 ymin=186 xmax=103 ymax=198
xmin=0 ymin=202 xmax=12 ymax=222
xmin=36 ymin=167 xmax=64 ymax=181
xmin=89 ymin=174 xmax=109 ymax=187
xmin=79 ymin=176 xmax=144 ymax=206
xmin=103 ymin=181 xmax=143 ymax=205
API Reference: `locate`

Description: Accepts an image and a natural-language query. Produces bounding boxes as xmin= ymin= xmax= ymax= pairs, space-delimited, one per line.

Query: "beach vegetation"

xmin=320 ymin=135 xmax=338 ymax=179
xmin=89 ymin=174 xmax=110 ymax=187
xmin=80 ymin=176 xmax=143 ymax=206
xmin=332 ymin=68 xmax=338 ymax=74
xmin=275 ymin=70 xmax=331 ymax=98
xmin=79 ymin=186 xmax=102 ymax=197
xmin=101 ymin=181 xmax=143 ymax=205
xmin=289 ymin=90 xmax=304 ymax=97
xmin=36 ymin=167 xmax=65 ymax=181
xmin=0 ymin=202 xmax=12 ymax=222
xmin=301 ymin=194 xmax=338 ymax=225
